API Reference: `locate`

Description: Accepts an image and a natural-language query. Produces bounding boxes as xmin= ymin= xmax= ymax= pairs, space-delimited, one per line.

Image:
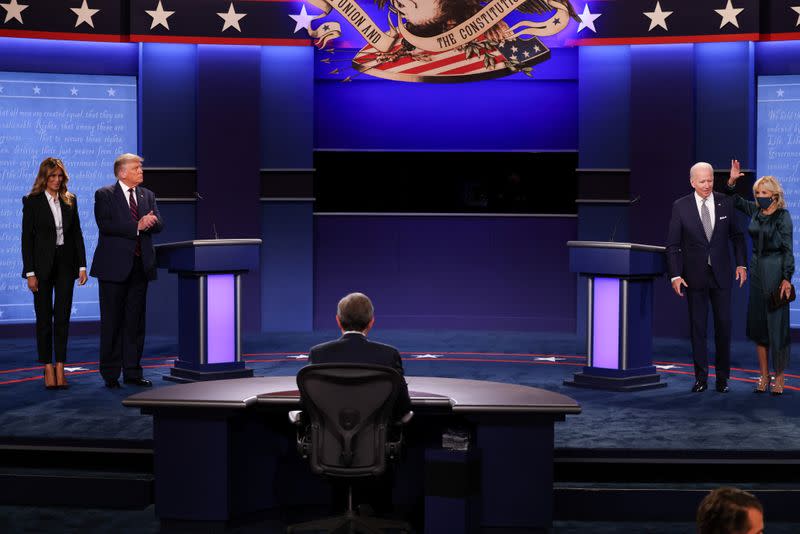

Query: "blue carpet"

xmin=1 ymin=330 xmax=798 ymax=451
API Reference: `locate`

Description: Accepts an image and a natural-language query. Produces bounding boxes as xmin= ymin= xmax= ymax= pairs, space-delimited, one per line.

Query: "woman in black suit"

xmin=21 ymin=158 xmax=88 ymax=389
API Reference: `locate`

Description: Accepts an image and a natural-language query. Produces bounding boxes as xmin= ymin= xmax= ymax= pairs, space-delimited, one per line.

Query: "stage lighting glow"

xmin=592 ymin=277 xmax=620 ymax=369
xmin=206 ymin=274 xmax=236 ymax=364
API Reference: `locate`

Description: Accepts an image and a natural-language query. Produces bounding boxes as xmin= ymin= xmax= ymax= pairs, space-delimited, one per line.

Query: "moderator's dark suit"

xmin=666 ymin=192 xmax=746 ymax=383
xmin=90 ymin=182 xmax=163 ymax=382
xmin=21 ymin=192 xmax=86 ymax=363
xmin=308 ymin=333 xmax=412 ymax=417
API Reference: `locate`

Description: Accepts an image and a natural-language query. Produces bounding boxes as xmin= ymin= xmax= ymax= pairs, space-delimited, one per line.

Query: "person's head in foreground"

xmin=336 ymin=292 xmax=375 ymax=334
xmin=697 ymin=486 xmax=764 ymax=534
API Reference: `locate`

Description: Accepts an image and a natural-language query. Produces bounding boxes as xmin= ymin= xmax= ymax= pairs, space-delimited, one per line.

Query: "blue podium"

xmin=156 ymin=239 xmax=261 ymax=382
xmin=565 ymin=241 xmax=667 ymax=391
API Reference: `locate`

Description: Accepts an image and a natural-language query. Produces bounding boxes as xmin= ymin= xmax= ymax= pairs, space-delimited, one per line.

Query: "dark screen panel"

xmin=313 ymin=151 xmax=577 ymax=214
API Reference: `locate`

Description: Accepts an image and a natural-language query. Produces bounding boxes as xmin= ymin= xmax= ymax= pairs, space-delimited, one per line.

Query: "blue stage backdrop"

xmin=757 ymin=74 xmax=800 ymax=326
xmin=0 ymin=71 xmax=137 ymax=324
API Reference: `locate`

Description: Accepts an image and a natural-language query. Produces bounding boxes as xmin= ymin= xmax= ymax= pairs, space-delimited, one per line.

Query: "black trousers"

xmin=33 ymin=246 xmax=76 ymax=364
xmin=686 ymin=266 xmax=732 ymax=383
xmin=98 ymin=257 xmax=148 ymax=382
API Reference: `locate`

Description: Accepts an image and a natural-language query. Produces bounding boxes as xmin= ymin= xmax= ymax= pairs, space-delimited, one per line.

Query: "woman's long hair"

xmin=29 ymin=158 xmax=74 ymax=206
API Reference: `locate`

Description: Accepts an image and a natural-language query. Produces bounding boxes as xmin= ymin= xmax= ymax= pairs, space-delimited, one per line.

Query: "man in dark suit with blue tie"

xmin=91 ymin=154 xmax=163 ymax=388
xmin=667 ymin=162 xmax=747 ymax=393
xmin=309 ymin=292 xmax=411 ymax=416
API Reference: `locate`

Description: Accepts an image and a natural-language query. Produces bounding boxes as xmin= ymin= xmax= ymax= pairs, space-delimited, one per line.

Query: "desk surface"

xmin=123 ymin=376 xmax=581 ymax=415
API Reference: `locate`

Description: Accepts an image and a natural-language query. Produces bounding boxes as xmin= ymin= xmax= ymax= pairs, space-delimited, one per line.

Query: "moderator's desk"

xmin=124 ymin=377 xmax=580 ymax=531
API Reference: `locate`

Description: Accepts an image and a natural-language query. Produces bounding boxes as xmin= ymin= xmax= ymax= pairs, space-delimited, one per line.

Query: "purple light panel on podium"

xmin=207 ymin=274 xmax=235 ymax=364
xmin=592 ymin=277 xmax=619 ymax=369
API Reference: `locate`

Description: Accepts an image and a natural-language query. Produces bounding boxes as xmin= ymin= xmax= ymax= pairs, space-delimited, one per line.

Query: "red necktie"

xmin=129 ymin=189 xmax=141 ymax=257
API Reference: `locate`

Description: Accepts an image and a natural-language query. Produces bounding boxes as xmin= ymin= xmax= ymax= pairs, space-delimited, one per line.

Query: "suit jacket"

xmin=666 ymin=192 xmax=746 ymax=289
xmin=90 ymin=182 xmax=163 ymax=282
xmin=308 ymin=333 xmax=412 ymax=417
xmin=21 ymin=192 xmax=86 ymax=280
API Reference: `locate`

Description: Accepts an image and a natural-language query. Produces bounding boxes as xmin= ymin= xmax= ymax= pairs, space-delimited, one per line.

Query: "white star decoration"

xmin=715 ymin=0 xmax=743 ymax=29
xmin=146 ymin=0 xmax=174 ymax=30
xmin=577 ymin=4 xmax=602 ymax=34
xmin=535 ymin=357 xmax=566 ymax=362
xmin=777 ymin=88 xmax=785 ymax=97
xmin=413 ymin=354 xmax=442 ymax=359
xmin=71 ymin=0 xmax=100 ymax=29
xmin=792 ymin=6 xmax=800 ymax=27
xmin=1 ymin=0 xmax=28 ymax=24
xmin=655 ymin=364 xmax=678 ymax=370
xmin=644 ymin=1 xmax=673 ymax=32
xmin=287 ymin=354 xmax=308 ymax=359
xmin=71 ymin=306 xmax=78 ymax=315
xmin=217 ymin=3 xmax=246 ymax=32
xmin=289 ymin=5 xmax=315 ymax=34
xmin=32 ymin=85 xmax=40 ymax=94
xmin=70 ymin=87 xmax=78 ymax=95
xmin=107 ymin=87 xmax=116 ymax=96
xmin=0 ymin=85 xmax=4 ymax=93
xmin=64 ymin=367 xmax=88 ymax=372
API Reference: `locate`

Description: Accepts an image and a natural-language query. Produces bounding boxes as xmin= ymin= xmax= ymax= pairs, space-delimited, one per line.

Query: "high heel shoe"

xmin=754 ymin=375 xmax=769 ymax=393
xmin=55 ymin=362 xmax=69 ymax=390
xmin=771 ymin=374 xmax=784 ymax=396
xmin=43 ymin=364 xmax=57 ymax=390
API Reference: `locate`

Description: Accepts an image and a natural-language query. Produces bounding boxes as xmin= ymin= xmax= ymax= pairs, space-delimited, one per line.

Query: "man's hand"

xmin=735 ymin=266 xmax=747 ymax=288
xmin=729 ymin=159 xmax=744 ymax=187
xmin=137 ymin=211 xmax=158 ymax=231
xmin=78 ymin=271 xmax=88 ymax=286
xmin=672 ymin=277 xmax=688 ymax=297
xmin=27 ymin=275 xmax=38 ymax=293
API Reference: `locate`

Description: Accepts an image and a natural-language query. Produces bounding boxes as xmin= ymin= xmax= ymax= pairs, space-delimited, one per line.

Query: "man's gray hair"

xmin=690 ymin=161 xmax=714 ymax=182
xmin=337 ymin=292 xmax=374 ymax=332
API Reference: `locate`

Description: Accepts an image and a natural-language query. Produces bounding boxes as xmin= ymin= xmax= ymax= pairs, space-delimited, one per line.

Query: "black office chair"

xmin=287 ymin=363 xmax=413 ymax=534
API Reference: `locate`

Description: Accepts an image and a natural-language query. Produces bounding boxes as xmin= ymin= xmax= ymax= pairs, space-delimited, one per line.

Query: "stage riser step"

xmin=555 ymin=462 xmax=800 ymax=483
xmin=0 ymin=473 xmax=153 ymax=508
xmin=555 ymin=488 xmax=800 ymax=522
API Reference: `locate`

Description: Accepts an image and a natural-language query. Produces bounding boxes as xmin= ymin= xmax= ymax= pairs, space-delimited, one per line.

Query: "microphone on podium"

xmin=609 ymin=195 xmax=641 ymax=242
xmin=194 ymin=192 xmax=220 ymax=239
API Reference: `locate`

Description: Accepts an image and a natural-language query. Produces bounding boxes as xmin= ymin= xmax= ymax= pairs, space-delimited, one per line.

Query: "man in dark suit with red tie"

xmin=666 ymin=162 xmax=747 ymax=393
xmin=90 ymin=154 xmax=163 ymax=388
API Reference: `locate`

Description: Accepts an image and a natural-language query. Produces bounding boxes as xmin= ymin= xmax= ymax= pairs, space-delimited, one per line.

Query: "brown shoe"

xmin=55 ymin=362 xmax=69 ymax=389
xmin=43 ymin=363 xmax=57 ymax=390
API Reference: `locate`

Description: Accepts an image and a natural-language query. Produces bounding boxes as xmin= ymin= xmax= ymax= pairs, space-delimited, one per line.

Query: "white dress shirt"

xmin=46 ymin=190 xmax=64 ymax=246
xmin=694 ymin=192 xmax=715 ymax=233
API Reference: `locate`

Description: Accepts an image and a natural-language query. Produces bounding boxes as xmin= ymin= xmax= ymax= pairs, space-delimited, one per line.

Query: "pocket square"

xmin=719 ymin=216 xmax=727 ymax=220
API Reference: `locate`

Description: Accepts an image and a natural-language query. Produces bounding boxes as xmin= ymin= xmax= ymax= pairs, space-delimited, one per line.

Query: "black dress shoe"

xmin=123 ymin=377 xmax=152 ymax=387
xmin=105 ymin=379 xmax=121 ymax=389
xmin=691 ymin=381 xmax=708 ymax=392
xmin=716 ymin=382 xmax=729 ymax=393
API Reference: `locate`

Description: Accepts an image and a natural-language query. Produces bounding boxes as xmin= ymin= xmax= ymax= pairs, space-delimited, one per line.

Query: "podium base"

xmin=564 ymin=368 xmax=666 ymax=392
xmin=164 ymin=365 xmax=254 ymax=383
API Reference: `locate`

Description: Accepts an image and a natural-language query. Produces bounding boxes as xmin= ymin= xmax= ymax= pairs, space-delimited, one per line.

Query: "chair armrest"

xmin=288 ymin=410 xmax=304 ymax=425
xmin=398 ymin=411 xmax=414 ymax=425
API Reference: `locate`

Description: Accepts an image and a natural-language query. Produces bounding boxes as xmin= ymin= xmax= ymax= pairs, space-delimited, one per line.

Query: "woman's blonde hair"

xmin=753 ymin=175 xmax=786 ymax=210
xmin=29 ymin=157 xmax=74 ymax=206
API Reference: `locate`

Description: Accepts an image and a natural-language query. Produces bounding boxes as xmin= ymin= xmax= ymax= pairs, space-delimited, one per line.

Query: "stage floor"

xmin=1 ymin=330 xmax=798 ymax=452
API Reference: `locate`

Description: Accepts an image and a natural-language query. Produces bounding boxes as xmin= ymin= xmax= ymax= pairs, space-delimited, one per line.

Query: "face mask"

xmin=756 ymin=197 xmax=773 ymax=210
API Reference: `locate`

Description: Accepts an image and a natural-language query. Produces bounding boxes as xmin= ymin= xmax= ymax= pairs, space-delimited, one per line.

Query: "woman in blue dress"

xmin=728 ymin=160 xmax=794 ymax=395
